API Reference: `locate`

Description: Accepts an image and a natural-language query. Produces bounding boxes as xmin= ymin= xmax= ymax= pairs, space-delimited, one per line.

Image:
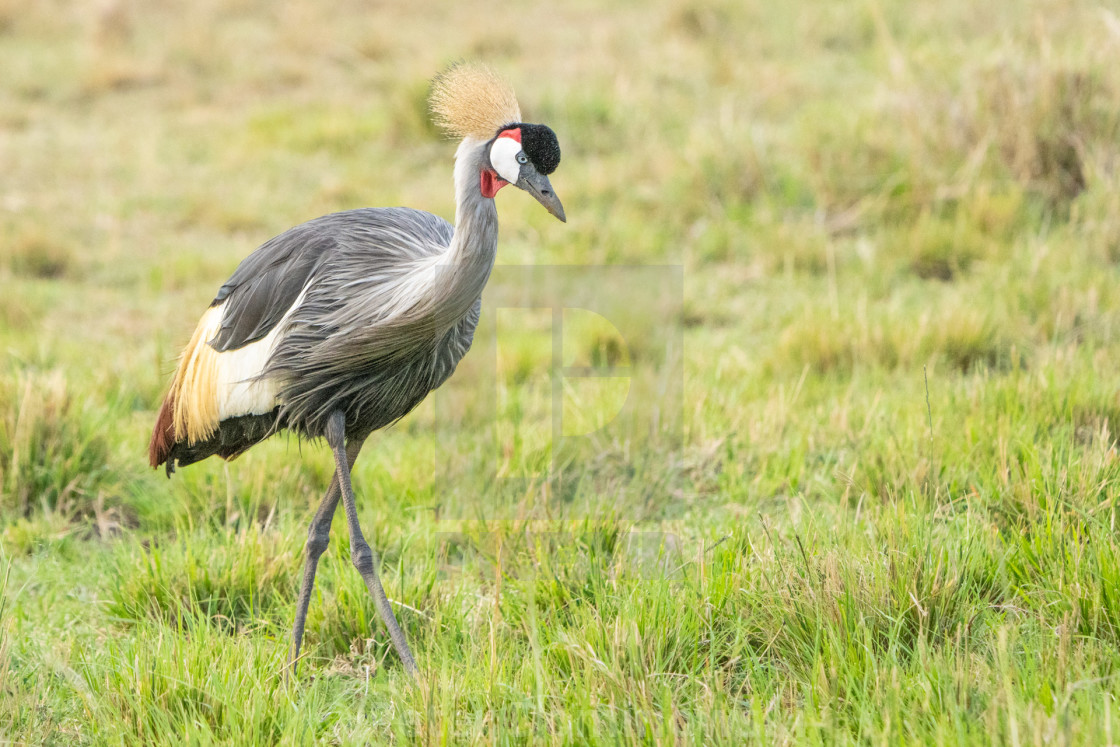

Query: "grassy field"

xmin=3 ymin=0 xmax=1120 ymax=743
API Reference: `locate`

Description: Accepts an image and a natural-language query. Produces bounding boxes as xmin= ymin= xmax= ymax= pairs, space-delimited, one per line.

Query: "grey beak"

xmin=519 ymin=171 xmax=566 ymax=222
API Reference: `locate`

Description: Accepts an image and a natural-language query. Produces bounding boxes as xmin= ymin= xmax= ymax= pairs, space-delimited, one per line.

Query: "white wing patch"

xmin=171 ymin=285 xmax=310 ymax=445
xmin=215 ymin=285 xmax=309 ymax=420
xmin=215 ymin=325 xmax=283 ymax=419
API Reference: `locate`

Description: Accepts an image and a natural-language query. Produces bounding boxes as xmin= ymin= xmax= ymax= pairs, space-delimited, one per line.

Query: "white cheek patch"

xmin=489 ymin=136 xmax=523 ymax=184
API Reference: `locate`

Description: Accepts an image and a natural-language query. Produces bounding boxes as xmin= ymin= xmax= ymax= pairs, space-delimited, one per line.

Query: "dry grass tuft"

xmin=904 ymin=214 xmax=986 ymax=281
xmin=0 ymin=0 xmax=20 ymax=35
xmin=972 ymin=64 xmax=1117 ymax=206
xmin=770 ymin=305 xmax=1019 ymax=376
xmin=5 ymin=227 xmax=73 ymax=279
xmin=0 ymin=372 xmax=115 ymax=519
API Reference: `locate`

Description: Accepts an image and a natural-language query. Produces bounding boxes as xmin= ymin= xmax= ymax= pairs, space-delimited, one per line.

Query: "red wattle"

xmin=480 ymin=170 xmax=507 ymax=198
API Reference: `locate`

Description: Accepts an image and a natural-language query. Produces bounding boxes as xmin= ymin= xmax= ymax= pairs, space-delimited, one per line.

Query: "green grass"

xmin=4 ymin=0 xmax=1120 ymax=743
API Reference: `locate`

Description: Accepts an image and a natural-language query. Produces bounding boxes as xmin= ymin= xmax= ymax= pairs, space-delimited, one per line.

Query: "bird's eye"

xmin=516 ymin=152 xmax=528 ymax=165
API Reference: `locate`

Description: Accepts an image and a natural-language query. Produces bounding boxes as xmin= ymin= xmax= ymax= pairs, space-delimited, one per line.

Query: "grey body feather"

xmin=167 ymin=139 xmax=499 ymax=469
xmin=267 ymin=202 xmax=489 ymax=438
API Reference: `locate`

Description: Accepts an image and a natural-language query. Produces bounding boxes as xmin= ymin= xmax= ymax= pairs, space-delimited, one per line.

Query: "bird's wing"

xmin=208 ymin=208 xmax=455 ymax=353
xmin=207 ymin=224 xmax=338 ymax=353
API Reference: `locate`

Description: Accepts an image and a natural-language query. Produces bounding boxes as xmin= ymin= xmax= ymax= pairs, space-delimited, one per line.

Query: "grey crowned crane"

xmin=147 ymin=64 xmax=565 ymax=678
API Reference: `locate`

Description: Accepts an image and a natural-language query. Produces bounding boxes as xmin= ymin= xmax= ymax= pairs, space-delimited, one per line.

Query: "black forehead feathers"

xmin=500 ymin=122 xmax=561 ymax=175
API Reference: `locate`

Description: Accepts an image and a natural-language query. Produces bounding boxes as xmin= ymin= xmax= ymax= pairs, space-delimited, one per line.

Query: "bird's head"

xmin=482 ymin=123 xmax=564 ymax=221
xmin=430 ymin=62 xmax=566 ymax=222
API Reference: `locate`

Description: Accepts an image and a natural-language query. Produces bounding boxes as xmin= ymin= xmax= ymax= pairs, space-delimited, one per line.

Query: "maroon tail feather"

xmin=149 ymin=394 xmax=175 ymax=469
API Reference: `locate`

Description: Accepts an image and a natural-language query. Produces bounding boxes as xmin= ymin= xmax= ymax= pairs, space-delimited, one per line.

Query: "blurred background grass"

xmin=3 ymin=0 xmax=1120 ymax=743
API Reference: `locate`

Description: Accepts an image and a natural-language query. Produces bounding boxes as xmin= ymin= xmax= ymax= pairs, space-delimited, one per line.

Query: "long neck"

xmin=447 ymin=137 xmax=499 ymax=273
xmin=421 ymin=138 xmax=500 ymax=328
xmin=310 ymin=140 xmax=499 ymax=369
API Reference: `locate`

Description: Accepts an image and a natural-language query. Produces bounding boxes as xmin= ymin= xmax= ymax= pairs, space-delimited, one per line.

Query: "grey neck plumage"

xmin=432 ymin=137 xmax=499 ymax=324
xmin=439 ymin=138 xmax=501 ymax=318
xmin=266 ymin=137 xmax=501 ymax=435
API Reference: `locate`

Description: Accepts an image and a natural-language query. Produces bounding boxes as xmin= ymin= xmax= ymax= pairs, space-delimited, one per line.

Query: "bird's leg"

xmin=325 ymin=410 xmax=419 ymax=678
xmin=287 ymin=438 xmax=364 ymax=679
